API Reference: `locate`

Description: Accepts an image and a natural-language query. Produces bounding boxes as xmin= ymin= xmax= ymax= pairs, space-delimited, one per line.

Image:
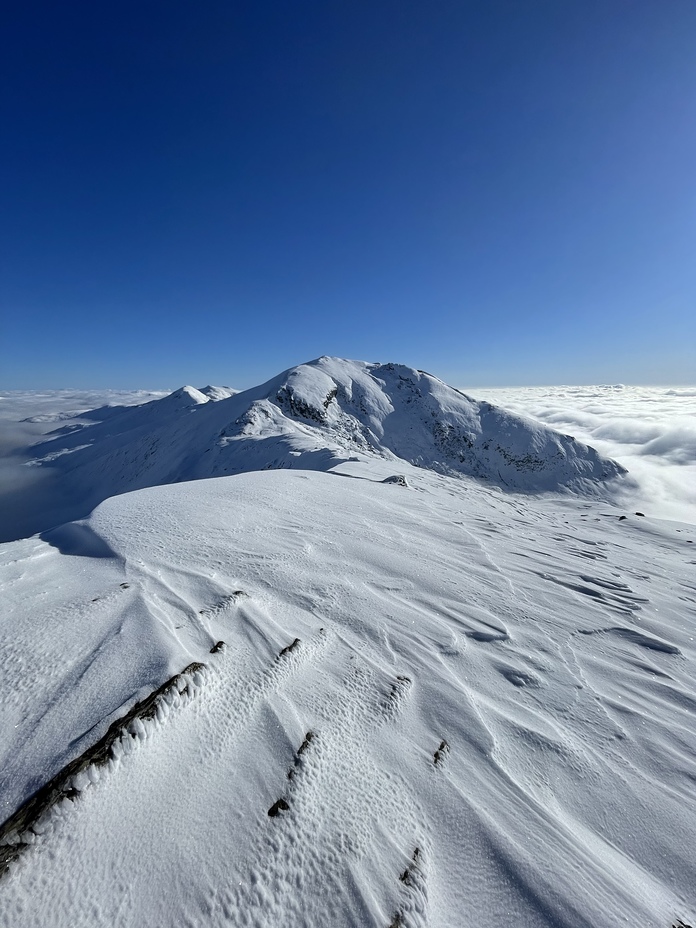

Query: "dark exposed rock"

xmin=268 ymin=798 xmax=289 ymax=817
xmin=275 ymin=384 xmax=336 ymax=424
xmin=288 ymin=731 xmax=315 ymax=780
xmin=383 ymin=475 xmax=409 ymax=487
xmin=433 ymin=740 xmax=449 ymax=767
xmin=399 ymin=847 xmax=421 ymax=884
xmin=278 ymin=638 xmax=301 ymax=659
xmin=388 ymin=675 xmax=412 ymax=702
xmin=0 ymin=662 xmax=205 ymax=877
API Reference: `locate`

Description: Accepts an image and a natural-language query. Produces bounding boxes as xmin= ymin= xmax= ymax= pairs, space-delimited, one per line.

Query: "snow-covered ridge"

xmin=23 ymin=357 xmax=625 ymax=536
xmin=1 ymin=465 xmax=694 ymax=926
xmin=0 ymin=374 xmax=693 ymax=928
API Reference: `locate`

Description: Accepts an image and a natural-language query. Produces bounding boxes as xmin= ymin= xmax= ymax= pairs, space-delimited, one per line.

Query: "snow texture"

xmin=0 ymin=463 xmax=694 ymax=927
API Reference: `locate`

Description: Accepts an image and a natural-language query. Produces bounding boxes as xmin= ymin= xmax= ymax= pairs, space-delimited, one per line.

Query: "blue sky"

xmin=1 ymin=0 xmax=694 ymax=389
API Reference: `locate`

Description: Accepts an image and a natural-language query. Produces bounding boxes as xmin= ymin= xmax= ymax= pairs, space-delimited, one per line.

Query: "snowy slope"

xmin=20 ymin=358 xmax=626 ymax=538
xmin=0 ymin=459 xmax=694 ymax=928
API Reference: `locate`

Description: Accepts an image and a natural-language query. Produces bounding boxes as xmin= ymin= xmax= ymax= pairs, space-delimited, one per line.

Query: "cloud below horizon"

xmin=0 ymin=390 xmax=168 ymax=542
xmin=468 ymin=384 xmax=696 ymax=525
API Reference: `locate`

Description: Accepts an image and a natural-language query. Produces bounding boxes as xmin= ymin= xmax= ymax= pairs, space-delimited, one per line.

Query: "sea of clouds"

xmin=468 ymin=384 xmax=696 ymax=525
xmin=1 ymin=383 xmax=695 ymax=539
xmin=0 ymin=389 xmax=168 ymax=542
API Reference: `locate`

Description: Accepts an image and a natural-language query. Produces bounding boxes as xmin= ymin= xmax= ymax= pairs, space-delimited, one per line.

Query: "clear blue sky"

xmin=1 ymin=0 xmax=694 ymax=389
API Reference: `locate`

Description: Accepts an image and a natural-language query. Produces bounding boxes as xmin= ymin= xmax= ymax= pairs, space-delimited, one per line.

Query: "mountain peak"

xmin=22 ymin=357 xmax=626 ymax=538
xmin=263 ymin=357 xmax=625 ymax=491
xmin=166 ymin=386 xmax=210 ymax=406
xmin=199 ymin=385 xmax=239 ymax=401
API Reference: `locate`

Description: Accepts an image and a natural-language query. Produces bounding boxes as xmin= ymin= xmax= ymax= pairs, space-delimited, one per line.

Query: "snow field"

xmin=0 ymin=462 xmax=694 ymax=927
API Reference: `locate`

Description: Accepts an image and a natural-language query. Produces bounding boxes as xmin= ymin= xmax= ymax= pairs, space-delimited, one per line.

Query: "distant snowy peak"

xmin=164 ymin=385 xmax=210 ymax=407
xmin=256 ymin=357 xmax=626 ymax=491
xmin=199 ymin=385 xmax=239 ymax=401
xmin=28 ymin=357 xmax=627 ymax=534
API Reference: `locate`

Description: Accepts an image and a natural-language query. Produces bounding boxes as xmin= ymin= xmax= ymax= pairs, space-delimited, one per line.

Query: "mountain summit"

xmin=26 ymin=357 xmax=625 ymax=535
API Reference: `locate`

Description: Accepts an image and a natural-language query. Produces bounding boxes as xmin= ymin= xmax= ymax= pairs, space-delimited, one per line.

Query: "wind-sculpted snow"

xmin=0 ymin=462 xmax=694 ymax=927
xmin=13 ymin=358 xmax=625 ymax=539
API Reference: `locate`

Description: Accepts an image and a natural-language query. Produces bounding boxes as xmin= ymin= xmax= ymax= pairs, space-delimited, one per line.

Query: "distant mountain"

xmin=26 ymin=357 xmax=625 ymax=532
xmin=199 ymin=385 xmax=239 ymax=401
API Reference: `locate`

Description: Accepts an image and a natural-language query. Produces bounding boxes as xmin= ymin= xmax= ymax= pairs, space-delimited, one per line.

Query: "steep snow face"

xmin=0 ymin=463 xmax=694 ymax=927
xmin=16 ymin=358 xmax=625 ymax=540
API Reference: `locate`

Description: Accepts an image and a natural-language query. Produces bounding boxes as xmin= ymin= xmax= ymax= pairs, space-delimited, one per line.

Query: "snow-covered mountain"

xmin=199 ymin=384 xmax=239 ymax=401
xmin=24 ymin=357 xmax=625 ymax=535
xmin=2 ymin=360 xmax=693 ymax=928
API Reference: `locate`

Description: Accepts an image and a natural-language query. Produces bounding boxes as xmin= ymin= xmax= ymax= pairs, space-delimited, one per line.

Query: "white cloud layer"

xmin=0 ymin=390 xmax=168 ymax=541
xmin=467 ymin=384 xmax=696 ymax=525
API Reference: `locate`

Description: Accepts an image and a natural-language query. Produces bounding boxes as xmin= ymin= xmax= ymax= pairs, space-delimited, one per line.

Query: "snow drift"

xmin=0 ymin=462 xmax=694 ymax=927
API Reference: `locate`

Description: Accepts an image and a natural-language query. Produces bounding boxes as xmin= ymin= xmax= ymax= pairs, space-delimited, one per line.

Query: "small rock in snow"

xmin=268 ymin=798 xmax=290 ymax=818
xmin=383 ymin=475 xmax=409 ymax=487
